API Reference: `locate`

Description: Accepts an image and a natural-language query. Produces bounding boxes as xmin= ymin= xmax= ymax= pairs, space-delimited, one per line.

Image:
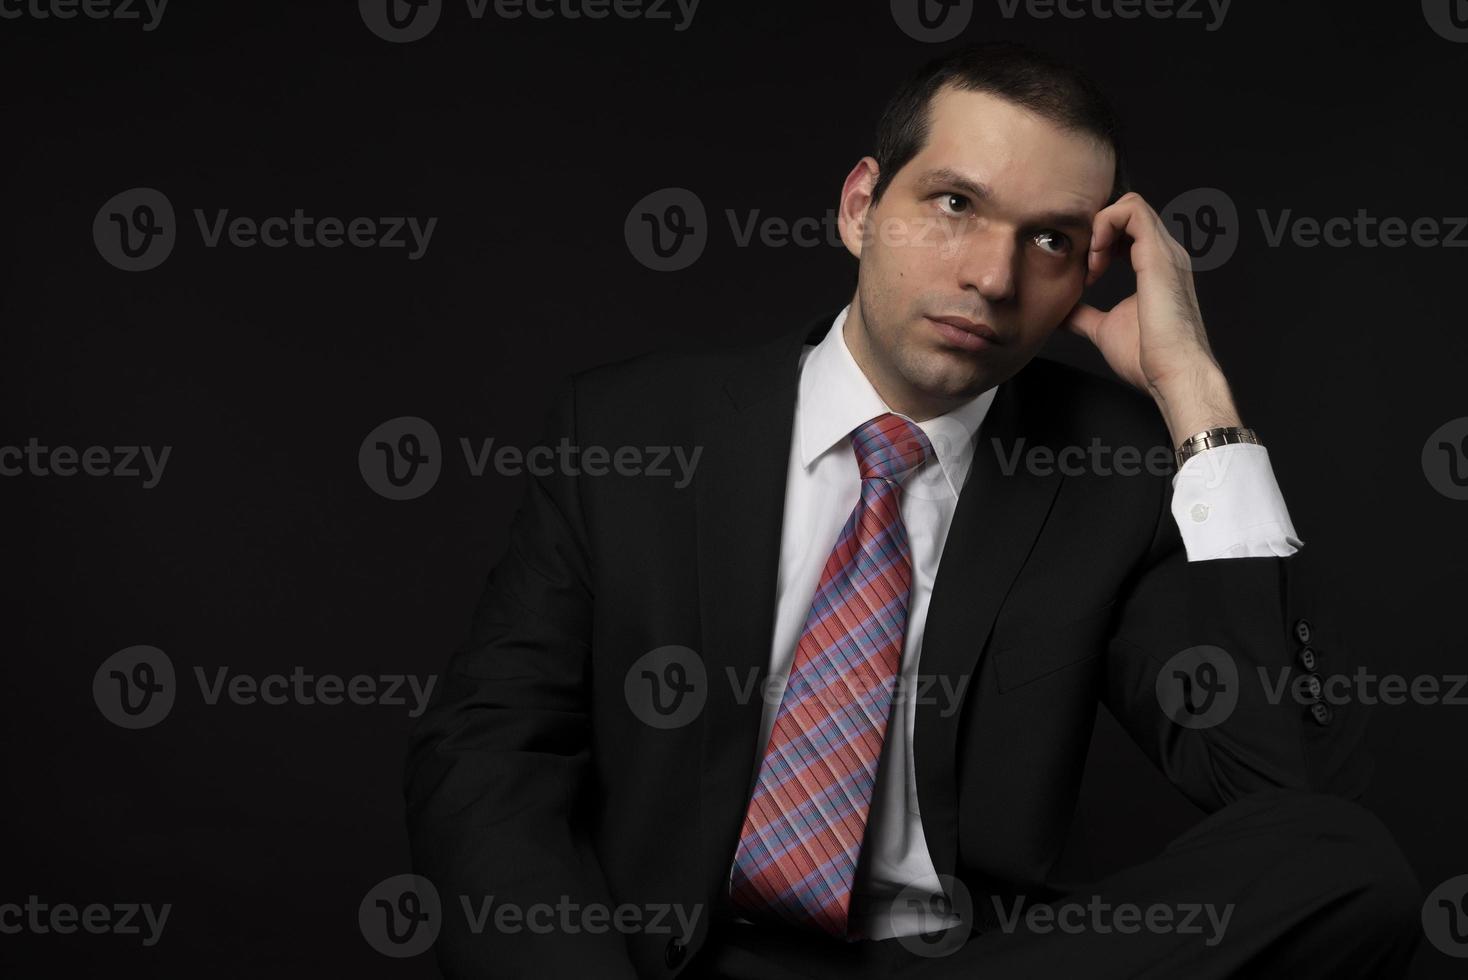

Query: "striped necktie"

xmin=728 ymin=412 xmax=934 ymax=939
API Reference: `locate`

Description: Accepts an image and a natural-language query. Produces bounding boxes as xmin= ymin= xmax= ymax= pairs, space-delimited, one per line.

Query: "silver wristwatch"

xmin=1174 ymin=425 xmax=1260 ymax=469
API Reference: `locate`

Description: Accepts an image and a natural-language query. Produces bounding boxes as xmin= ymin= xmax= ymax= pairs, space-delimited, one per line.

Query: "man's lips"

xmin=925 ymin=315 xmax=1001 ymax=352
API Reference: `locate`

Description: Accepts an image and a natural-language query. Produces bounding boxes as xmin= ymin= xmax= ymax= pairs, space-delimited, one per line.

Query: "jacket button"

xmin=1297 ymin=647 xmax=1317 ymax=671
xmin=1301 ymin=673 xmax=1323 ymax=702
xmin=1293 ymin=618 xmax=1313 ymax=645
xmin=665 ymin=938 xmax=687 ymax=969
xmin=1309 ymin=702 xmax=1332 ymax=726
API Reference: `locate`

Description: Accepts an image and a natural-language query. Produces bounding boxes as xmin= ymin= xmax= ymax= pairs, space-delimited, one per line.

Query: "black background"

xmin=3 ymin=1 xmax=1466 ymax=975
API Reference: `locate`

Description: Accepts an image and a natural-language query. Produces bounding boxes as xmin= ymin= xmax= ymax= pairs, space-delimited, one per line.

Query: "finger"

xmin=1086 ymin=197 xmax=1142 ymax=285
xmin=1089 ymin=193 xmax=1180 ymax=280
xmin=1062 ymin=301 xmax=1107 ymax=343
xmin=1086 ymin=232 xmax=1123 ymax=286
xmin=1088 ymin=195 xmax=1136 ymax=255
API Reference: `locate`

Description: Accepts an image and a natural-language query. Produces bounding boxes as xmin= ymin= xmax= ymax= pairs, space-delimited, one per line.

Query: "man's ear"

xmin=837 ymin=157 xmax=880 ymax=260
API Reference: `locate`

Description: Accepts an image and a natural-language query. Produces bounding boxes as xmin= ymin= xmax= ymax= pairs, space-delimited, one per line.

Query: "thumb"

xmin=1063 ymin=301 xmax=1106 ymax=344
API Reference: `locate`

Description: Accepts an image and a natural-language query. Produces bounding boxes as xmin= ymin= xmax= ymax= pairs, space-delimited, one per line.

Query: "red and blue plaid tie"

xmin=729 ymin=412 xmax=934 ymax=939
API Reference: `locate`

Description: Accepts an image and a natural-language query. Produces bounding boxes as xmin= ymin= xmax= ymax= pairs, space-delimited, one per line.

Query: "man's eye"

xmin=937 ymin=193 xmax=970 ymax=217
xmin=1033 ymin=229 xmax=1070 ymax=255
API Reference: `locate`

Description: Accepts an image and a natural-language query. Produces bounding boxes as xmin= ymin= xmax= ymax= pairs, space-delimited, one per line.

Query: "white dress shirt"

xmin=734 ymin=304 xmax=1302 ymax=939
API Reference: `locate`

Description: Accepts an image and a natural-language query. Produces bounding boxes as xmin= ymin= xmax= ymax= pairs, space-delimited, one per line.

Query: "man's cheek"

xmin=1051 ymin=267 xmax=1086 ymax=315
xmin=1024 ymin=268 xmax=1081 ymax=315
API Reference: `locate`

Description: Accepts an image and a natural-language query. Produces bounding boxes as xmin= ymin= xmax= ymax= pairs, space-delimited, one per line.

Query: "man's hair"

xmin=870 ymin=41 xmax=1129 ymax=207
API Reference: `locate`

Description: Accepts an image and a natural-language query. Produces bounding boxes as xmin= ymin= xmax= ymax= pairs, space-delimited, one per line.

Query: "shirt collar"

xmin=797 ymin=304 xmax=997 ymax=499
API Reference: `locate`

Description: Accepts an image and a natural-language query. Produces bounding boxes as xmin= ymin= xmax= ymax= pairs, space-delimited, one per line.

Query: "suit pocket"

xmin=993 ymin=601 xmax=1116 ymax=693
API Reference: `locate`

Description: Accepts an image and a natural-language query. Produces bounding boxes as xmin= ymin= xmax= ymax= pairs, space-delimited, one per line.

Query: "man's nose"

xmin=955 ymin=225 xmax=1018 ymax=304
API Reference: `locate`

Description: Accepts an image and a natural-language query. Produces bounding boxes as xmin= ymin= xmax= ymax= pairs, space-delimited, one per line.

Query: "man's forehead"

xmin=912 ymin=86 xmax=1114 ymax=215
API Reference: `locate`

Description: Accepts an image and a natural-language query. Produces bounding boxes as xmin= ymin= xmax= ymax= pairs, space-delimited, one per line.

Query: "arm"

xmin=1066 ymin=191 xmax=1369 ymax=806
xmin=403 ymin=377 xmax=639 ymax=979
xmin=1102 ymin=457 xmax=1369 ymax=808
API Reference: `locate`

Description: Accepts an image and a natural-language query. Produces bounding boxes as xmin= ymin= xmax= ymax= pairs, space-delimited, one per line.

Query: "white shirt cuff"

xmin=1169 ymin=442 xmax=1302 ymax=561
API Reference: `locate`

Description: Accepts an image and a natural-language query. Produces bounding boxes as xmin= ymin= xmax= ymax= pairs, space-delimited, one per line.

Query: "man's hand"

xmin=1063 ymin=191 xmax=1243 ymax=446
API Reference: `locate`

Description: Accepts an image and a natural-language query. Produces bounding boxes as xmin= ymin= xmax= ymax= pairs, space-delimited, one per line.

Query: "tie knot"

xmin=852 ymin=413 xmax=933 ymax=484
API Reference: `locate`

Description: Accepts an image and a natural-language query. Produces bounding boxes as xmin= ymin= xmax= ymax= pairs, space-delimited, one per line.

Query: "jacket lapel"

xmin=693 ymin=312 xmax=818 ymax=902
xmin=912 ymin=369 xmax=1065 ymax=882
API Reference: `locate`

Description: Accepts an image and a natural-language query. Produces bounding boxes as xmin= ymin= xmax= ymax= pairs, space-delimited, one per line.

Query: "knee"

xmin=1261 ymin=792 xmax=1422 ymax=945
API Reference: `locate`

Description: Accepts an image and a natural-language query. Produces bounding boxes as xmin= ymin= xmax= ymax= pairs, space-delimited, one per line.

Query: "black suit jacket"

xmin=404 ymin=308 xmax=1369 ymax=979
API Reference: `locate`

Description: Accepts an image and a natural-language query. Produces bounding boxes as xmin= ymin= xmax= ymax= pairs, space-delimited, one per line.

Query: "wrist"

xmin=1149 ymin=362 xmax=1242 ymax=447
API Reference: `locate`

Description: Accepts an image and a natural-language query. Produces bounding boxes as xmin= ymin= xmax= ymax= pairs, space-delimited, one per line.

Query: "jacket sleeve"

xmin=1102 ymin=462 xmax=1371 ymax=811
xmin=403 ymin=376 xmax=640 ymax=979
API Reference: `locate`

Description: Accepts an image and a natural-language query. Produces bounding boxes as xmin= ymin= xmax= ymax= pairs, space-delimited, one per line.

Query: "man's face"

xmin=839 ymin=85 xmax=1115 ymax=419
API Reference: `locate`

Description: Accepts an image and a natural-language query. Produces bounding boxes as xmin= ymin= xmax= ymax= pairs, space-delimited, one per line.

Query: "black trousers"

xmin=687 ymin=790 xmax=1422 ymax=979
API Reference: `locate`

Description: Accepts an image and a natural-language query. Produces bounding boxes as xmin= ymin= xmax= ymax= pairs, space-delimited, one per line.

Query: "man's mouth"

xmin=925 ymin=315 xmax=1001 ymax=353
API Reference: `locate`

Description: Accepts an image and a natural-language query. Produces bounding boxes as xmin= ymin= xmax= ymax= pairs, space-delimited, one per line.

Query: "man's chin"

xmin=904 ymin=354 xmax=997 ymax=403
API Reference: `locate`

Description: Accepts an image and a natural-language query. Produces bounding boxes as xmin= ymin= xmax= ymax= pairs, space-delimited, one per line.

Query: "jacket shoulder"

xmin=555 ymin=330 xmax=789 ymax=438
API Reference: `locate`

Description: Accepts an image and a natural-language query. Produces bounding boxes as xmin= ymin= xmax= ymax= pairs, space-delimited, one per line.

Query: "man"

xmin=404 ymin=42 xmax=1421 ymax=978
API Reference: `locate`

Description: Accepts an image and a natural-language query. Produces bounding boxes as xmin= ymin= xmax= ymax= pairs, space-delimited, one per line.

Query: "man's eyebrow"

xmin=914 ymin=168 xmax=991 ymax=203
xmin=914 ymin=167 xmax=1095 ymax=233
